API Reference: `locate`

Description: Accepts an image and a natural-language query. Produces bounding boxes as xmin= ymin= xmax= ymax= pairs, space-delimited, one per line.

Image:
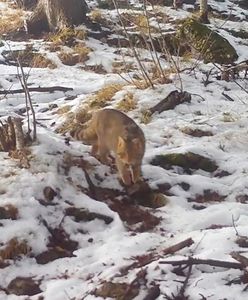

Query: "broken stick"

xmin=159 ymin=256 xmax=243 ymax=270
xmin=0 ymin=86 xmax=73 ymax=95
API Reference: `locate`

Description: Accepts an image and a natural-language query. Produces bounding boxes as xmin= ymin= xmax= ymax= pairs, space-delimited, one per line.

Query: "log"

xmin=149 ymin=90 xmax=191 ymax=115
xmin=0 ymin=86 xmax=73 ymax=95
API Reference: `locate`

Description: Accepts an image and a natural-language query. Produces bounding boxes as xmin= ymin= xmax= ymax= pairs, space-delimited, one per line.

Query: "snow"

xmin=0 ymin=0 xmax=248 ymax=299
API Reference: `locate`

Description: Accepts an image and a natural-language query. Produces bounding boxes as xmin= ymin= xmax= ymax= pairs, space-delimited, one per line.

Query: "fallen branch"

xmin=0 ymin=86 xmax=73 ymax=95
xmin=159 ymin=256 xmax=243 ymax=270
xmin=222 ymin=91 xmax=235 ymax=102
xmin=119 ymin=237 xmax=194 ymax=276
xmin=165 ymin=264 xmax=192 ymax=300
xmin=231 ymin=252 xmax=248 ymax=268
xmin=163 ymin=237 xmax=194 ymax=255
xmin=149 ymin=90 xmax=191 ymax=115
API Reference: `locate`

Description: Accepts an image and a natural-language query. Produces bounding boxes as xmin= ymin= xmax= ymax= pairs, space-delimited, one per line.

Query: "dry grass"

xmin=46 ymin=43 xmax=61 ymax=52
xmin=0 ymin=9 xmax=24 ymax=35
xmin=55 ymin=113 xmax=76 ymax=135
xmin=56 ymin=83 xmax=124 ymax=134
xmin=150 ymin=66 xmax=173 ymax=84
xmin=116 ymin=92 xmax=137 ymax=112
xmin=140 ymin=109 xmax=152 ymax=124
xmin=132 ymin=79 xmax=151 ymax=90
xmin=89 ymin=83 xmax=125 ymax=109
xmin=0 ymin=238 xmax=31 ymax=261
xmin=9 ymin=148 xmax=32 ymax=169
xmin=89 ymin=9 xmax=104 ymax=23
xmin=54 ymin=105 xmax=72 ymax=115
xmin=58 ymin=51 xmax=79 ymax=66
xmin=89 ymin=9 xmax=111 ymax=27
xmin=73 ymin=44 xmax=92 ymax=63
xmin=56 ymin=107 xmax=92 ymax=135
xmin=48 ymin=27 xmax=87 ymax=47
xmin=83 ymin=64 xmax=107 ymax=74
xmin=58 ymin=45 xmax=91 ymax=66
xmin=31 ymin=54 xmax=57 ymax=69
xmin=120 ymin=12 xmax=157 ymax=34
xmin=112 ymin=61 xmax=135 ymax=73
xmin=75 ymin=107 xmax=92 ymax=124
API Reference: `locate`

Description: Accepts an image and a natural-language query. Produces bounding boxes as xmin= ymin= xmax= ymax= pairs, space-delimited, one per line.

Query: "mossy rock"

xmin=107 ymin=32 xmax=188 ymax=56
xmin=151 ymin=152 xmax=218 ymax=173
xmin=178 ymin=18 xmax=238 ymax=64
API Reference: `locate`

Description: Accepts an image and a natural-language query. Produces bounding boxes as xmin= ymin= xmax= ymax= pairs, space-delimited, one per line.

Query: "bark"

xmin=231 ymin=252 xmax=248 ymax=267
xmin=199 ymin=0 xmax=210 ymax=24
xmin=26 ymin=0 xmax=89 ymax=34
xmin=13 ymin=118 xmax=25 ymax=150
xmin=0 ymin=117 xmax=16 ymax=151
xmin=163 ymin=237 xmax=194 ymax=255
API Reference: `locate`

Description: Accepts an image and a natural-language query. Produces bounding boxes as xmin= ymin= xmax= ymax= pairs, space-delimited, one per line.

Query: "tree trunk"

xmin=26 ymin=0 xmax=89 ymax=34
xmin=199 ymin=0 xmax=210 ymax=23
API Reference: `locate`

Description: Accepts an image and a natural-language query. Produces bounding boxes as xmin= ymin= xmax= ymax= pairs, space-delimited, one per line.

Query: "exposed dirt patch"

xmin=151 ymin=152 xmax=218 ymax=174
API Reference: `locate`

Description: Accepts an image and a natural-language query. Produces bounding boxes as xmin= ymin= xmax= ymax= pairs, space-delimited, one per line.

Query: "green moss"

xmin=151 ymin=152 xmax=218 ymax=173
xmin=48 ymin=27 xmax=86 ymax=47
xmin=178 ymin=18 xmax=238 ymax=64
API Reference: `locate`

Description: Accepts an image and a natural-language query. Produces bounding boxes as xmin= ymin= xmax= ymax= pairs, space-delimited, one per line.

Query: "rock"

xmin=43 ymin=186 xmax=57 ymax=201
xmin=35 ymin=247 xmax=74 ymax=264
xmin=48 ymin=103 xmax=58 ymax=110
xmin=7 ymin=277 xmax=41 ymax=296
xmin=178 ymin=18 xmax=238 ymax=64
xmin=38 ymin=107 xmax=49 ymax=113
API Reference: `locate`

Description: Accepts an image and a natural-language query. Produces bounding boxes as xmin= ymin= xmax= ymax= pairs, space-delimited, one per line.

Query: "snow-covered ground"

xmin=0 ymin=0 xmax=248 ymax=299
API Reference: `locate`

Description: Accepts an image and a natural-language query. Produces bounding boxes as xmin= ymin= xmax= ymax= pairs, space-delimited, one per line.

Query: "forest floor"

xmin=0 ymin=0 xmax=248 ymax=299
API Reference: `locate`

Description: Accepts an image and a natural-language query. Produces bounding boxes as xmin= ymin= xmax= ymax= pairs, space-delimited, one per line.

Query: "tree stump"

xmin=26 ymin=0 xmax=89 ymax=34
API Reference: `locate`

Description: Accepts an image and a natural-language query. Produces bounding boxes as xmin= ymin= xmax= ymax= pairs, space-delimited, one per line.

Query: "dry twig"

xmin=159 ymin=257 xmax=243 ymax=269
